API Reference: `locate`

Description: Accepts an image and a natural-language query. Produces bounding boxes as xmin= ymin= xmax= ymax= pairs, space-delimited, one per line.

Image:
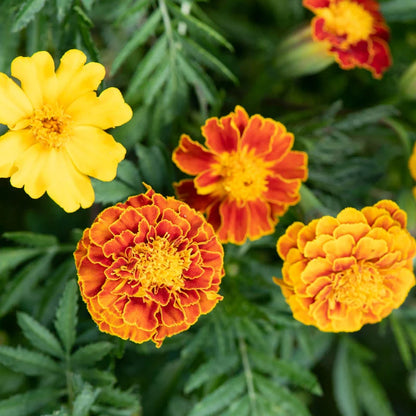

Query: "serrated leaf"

xmin=143 ymin=60 xmax=170 ymax=106
xmin=80 ymin=368 xmax=117 ymax=387
xmin=0 ymin=346 xmax=60 ymax=376
xmin=248 ymin=348 xmax=322 ymax=395
xmin=0 ymin=388 xmax=61 ymax=416
xmin=0 ymin=252 xmax=54 ymax=317
xmin=135 ymin=144 xmax=167 ymax=190
xmin=117 ymin=159 xmax=142 ymax=188
xmin=220 ymin=396 xmax=250 ymax=416
xmin=184 ymin=354 xmax=239 ymax=393
xmin=125 ymin=34 xmax=168 ymax=100
xmin=188 ymin=374 xmax=245 ymax=416
xmin=17 ymin=312 xmax=64 ymax=359
xmin=0 ymin=247 xmax=43 ymax=275
xmin=333 ymin=340 xmax=360 ymax=416
xmin=72 ymin=342 xmax=113 ymax=367
xmin=168 ymin=1 xmax=233 ymax=50
xmin=3 ymin=232 xmax=58 ymax=248
xmin=73 ymin=384 xmax=99 ymax=416
xmin=54 ymin=279 xmax=79 ymax=353
xmin=179 ymin=35 xmax=237 ymax=83
xmin=56 ymin=0 xmax=73 ymax=21
xmin=111 ymin=9 xmax=162 ymax=75
xmin=92 ymin=178 xmax=137 ymax=205
xmin=98 ymin=386 xmax=140 ymax=409
xmin=12 ymin=0 xmax=47 ymax=32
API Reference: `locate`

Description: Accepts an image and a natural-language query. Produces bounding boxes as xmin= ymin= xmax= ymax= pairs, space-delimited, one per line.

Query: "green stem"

xmin=238 ymin=336 xmax=257 ymax=416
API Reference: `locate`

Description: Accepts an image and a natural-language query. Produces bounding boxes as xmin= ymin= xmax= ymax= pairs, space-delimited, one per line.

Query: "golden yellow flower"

xmin=274 ymin=200 xmax=416 ymax=332
xmin=0 ymin=49 xmax=132 ymax=212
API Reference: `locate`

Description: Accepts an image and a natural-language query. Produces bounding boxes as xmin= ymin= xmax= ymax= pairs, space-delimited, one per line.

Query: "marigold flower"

xmin=409 ymin=144 xmax=416 ymax=199
xmin=0 ymin=49 xmax=132 ymax=212
xmin=172 ymin=106 xmax=308 ymax=245
xmin=303 ymin=0 xmax=392 ymax=78
xmin=74 ymin=186 xmax=224 ymax=347
xmin=274 ymin=200 xmax=416 ymax=332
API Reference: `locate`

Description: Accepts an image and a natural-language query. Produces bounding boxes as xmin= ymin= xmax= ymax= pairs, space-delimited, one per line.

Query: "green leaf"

xmin=167 ymin=1 xmax=233 ymax=50
xmin=390 ymin=313 xmax=413 ymax=370
xmin=0 ymin=247 xmax=43 ymax=275
xmin=80 ymin=368 xmax=117 ymax=387
xmin=54 ymin=279 xmax=79 ymax=354
xmin=0 ymin=252 xmax=54 ymax=317
xmin=143 ymin=60 xmax=170 ymax=106
xmin=0 ymin=346 xmax=60 ymax=376
xmin=184 ymin=354 xmax=239 ymax=393
xmin=248 ymin=348 xmax=322 ymax=395
xmin=135 ymin=144 xmax=168 ymax=190
xmin=125 ymin=34 xmax=168 ymax=100
xmin=220 ymin=396 xmax=250 ymax=416
xmin=17 ymin=312 xmax=64 ymax=359
xmin=111 ymin=9 xmax=162 ymax=75
xmin=381 ymin=0 xmax=416 ymax=22
xmin=0 ymin=388 xmax=61 ymax=416
xmin=179 ymin=35 xmax=237 ymax=83
xmin=333 ymin=340 xmax=360 ymax=416
xmin=354 ymin=362 xmax=395 ymax=416
xmin=12 ymin=0 xmax=46 ymax=32
xmin=72 ymin=342 xmax=114 ymax=367
xmin=3 ymin=232 xmax=58 ymax=248
xmin=97 ymin=386 xmax=140 ymax=409
xmin=188 ymin=374 xmax=245 ymax=416
xmin=56 ymin=0 xmax=73 ymax=22
xmin=73 ymin=384 xmax=99 ymax=416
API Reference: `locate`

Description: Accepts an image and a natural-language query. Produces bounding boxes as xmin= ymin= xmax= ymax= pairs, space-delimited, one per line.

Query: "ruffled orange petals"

xmin=74 ymin=186 xmax=224 ymax=347
xmin=275 ymin=200 xmax=416 ymax=332
xmin=303 ymin=0 xmax=392 ymax=78
xmin=0 ymin=49 xmax=131 ymax=212
xmin=172 ymin=106 xmax=308 ymax=245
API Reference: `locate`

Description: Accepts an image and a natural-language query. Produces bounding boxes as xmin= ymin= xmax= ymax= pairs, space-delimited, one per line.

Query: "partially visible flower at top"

xmin=275 ymin=200 xmax=416 ymax=332
xmin=74 ymin=185 xmax=224 ymax=347
xmin=172 ymin=106 xmax=308 ymax=245
xmin=0 ymin=49 xmax=132 ymax=212
xmin=408 ymin=144 xmax=416 ymax=198
xmin=303 ymin=0 xmax=392 ymax=79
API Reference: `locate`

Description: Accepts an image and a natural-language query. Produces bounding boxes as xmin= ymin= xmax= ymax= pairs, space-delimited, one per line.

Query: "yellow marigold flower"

xmin=409 ymin=144 xmax=416 ymax=198
xmin=274 ymin=200 xmax=416 ymax=332
xmin=74 ymin=186 xmax=224 ymax=347
xmin=172 ymin=105 xmax=308 ymax=245
xmin=0 ymin=49 xmax=132 ymax=212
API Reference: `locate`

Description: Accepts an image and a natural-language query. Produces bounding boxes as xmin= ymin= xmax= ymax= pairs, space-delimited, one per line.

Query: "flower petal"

xmin=202 ymin=114 xmax=240 ymax=154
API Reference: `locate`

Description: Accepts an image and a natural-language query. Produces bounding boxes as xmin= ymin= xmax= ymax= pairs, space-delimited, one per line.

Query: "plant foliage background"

xmin=1 ymin=0 xmax=416 ymax=415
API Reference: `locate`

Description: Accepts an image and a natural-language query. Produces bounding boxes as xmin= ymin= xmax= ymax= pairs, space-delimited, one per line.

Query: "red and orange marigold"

xmin=172 ymin=105 xmax=308 ymax=245
xmin=74 ymin=186 xmax=224 ymax=347
xmin=303 ymin=0 xmax=392 ymax=78
xmin=274 ymin=200 xmax=416 ymax=332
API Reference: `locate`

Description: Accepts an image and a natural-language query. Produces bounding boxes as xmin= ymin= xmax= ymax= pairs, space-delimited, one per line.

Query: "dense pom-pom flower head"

xmin=303 ymin=0 xmax=392 ymax=78
xmin=172 ymin=105 xmax=308 ymax=245
xmin=74 ymin=186 xmax=224 ymax=347
xmin=274 ymin=200 xmax=416 ymax=332
xmin=0 ymin=49 xmax=132 ymax=212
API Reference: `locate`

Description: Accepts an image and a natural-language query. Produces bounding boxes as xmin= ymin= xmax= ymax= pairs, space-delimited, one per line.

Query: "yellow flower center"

xmin=318 ymin=0 xmax=374 ymax=46
xmin=129 ymin=236 xmax=192 ymax=292
xmin=332 ymin=263 xmax=386 ymax=308
xmin=29 ymin=105 xmax=72 ymax=148
xmin=218 ymin=148 xmax=269 ymax=202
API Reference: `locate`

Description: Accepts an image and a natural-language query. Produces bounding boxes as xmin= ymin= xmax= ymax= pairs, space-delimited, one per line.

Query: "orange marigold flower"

xmin=172 ymin=106 xmax=308 ymax=245
xmin=0 ymin=49 xmax=132 ymax=212
xmin=274 ymin=200 xmax=416 ymax=332
xmin=409 ymin=144 xmax=416 ymax=198
xmin=74 ymin=186 xmax=224 ymax=347
xmin=303 ymin=0 xmax=392 ymax=79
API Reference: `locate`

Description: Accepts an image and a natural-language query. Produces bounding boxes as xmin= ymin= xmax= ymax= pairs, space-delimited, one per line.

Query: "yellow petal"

xmin=0 ymin=73 xmax=33 ymax=127
xmin=0 ymin=130 xmax=36 ymax=177
xmin=11 ymin=51 xmax=58 ymax=107
xmin=10 ymin=144 xmax=94 ymax=212
xmin=67 ymin=88 xmax=133 ymax=129
xmin=65 ymin=126 xmax=126 ymax=181
xmin=56 ymin=49 xmax=106 ymax=108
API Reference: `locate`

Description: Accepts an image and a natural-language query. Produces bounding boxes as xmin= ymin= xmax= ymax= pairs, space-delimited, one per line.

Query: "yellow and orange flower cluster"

xmin=0 ymin=49 xmax=132 ymax=212
xmin=303 ymin=0 xmax=392 ymax=78
xmin=172 ymin=106 xmax=308 ymax=245
xmin=274 ymin=200 xmax=416 ymax=332
xmin=74 ymin=186 xmax=224 ymax=347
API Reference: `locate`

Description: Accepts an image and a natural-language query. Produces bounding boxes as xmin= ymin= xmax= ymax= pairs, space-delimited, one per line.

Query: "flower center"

xmin=128 ymin=236 xmax=192 ymax=292
xmin=318 ymin=0 xmax=374 ymax=46
xmin=332 ymin=262 xmax=386 ymax=308
xmin=29 ymin=105 xmax=72 ymax=148
xmin=218 ymin=148 xmax=269 ymax=202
